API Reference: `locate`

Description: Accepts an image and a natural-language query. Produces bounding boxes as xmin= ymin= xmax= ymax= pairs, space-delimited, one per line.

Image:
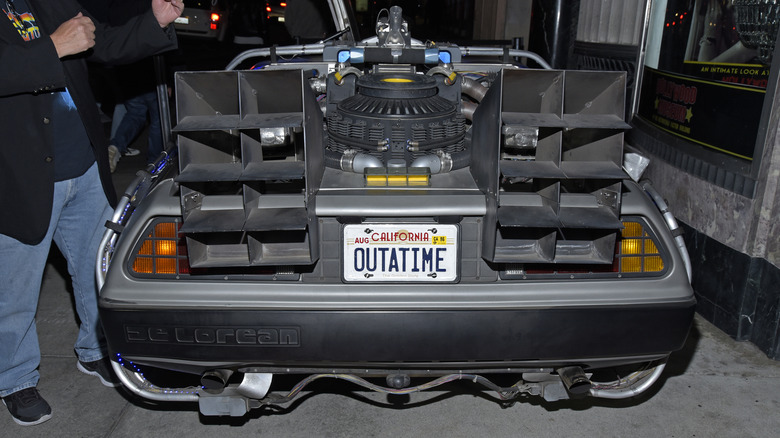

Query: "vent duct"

xmin=472 ymin=69 xmax=629 ymax=265
xmin=173 ymin=70 xmax=323 ymax=268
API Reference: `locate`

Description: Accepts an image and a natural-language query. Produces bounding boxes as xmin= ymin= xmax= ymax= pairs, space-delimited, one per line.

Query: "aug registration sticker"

xmin=343 ymin=224 xmax=458 ymax=282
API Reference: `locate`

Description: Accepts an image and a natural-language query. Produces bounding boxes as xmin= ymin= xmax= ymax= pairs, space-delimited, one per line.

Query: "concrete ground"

xmin=2 ymin=138 xmax=780 ymax=437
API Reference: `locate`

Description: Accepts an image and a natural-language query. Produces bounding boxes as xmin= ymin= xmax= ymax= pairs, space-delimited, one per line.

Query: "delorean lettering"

xmin=124 ymin=326 xmax=300 ymax=346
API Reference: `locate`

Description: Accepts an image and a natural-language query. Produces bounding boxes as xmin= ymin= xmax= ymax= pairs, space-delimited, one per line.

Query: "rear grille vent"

xmin=472 ymin=69 xmax=630 ymax=265
xmin=172 ymin=70 xmax=324 ymax=268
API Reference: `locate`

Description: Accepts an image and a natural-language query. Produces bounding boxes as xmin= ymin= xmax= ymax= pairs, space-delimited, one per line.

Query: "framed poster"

xmin=637 ymin=0 xmax=775 ymax=161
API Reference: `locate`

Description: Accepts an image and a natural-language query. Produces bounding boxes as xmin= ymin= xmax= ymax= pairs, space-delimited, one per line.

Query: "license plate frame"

xmin=342 ymin=224 xmax=459 ymax=282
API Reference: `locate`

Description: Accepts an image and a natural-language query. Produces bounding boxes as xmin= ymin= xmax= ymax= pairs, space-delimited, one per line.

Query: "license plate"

xmin=175 ymin=16 xmax=190 ymax=25
xmin=343 ymin=224 xmax=458 ymax=282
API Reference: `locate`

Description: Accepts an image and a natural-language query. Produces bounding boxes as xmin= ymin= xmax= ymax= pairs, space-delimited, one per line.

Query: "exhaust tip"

xmin=201 ymin=369 xmax=234 ymax=394
xmin=557 ymin=366 xmax=592 ymax=397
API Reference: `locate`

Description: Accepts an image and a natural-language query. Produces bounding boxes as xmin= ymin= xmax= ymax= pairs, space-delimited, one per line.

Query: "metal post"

xmin=153 ymin=54 xmax=173 ymax=150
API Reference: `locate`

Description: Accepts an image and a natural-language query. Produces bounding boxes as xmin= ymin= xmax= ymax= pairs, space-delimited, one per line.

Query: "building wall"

xmin=504 ymin=1 xmax=532 ymax=48
xmin=472 ymin=0 xmax=532 ymax=45
xmin=748 ymin=101 xmax=780 ymax=266
xmin=472 ymin=0 xmax=507 ymax=40
xmin=641 ymin=160 xmax=754 ymax=253
xmin=629 ymin=75 xmax=780 ymax=360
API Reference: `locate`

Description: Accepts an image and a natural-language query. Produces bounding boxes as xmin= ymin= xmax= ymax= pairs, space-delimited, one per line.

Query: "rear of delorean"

xmin=97 ymin=3 xmax=695 ymax=417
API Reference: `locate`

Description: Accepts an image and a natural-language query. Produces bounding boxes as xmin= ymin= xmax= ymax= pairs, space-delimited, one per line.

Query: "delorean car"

xmin=97 ymin=1 xmax=695 ymax=417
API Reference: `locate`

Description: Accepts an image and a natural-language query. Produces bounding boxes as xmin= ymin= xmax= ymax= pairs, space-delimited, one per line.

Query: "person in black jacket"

xmin=0 ymin=0 xmax=182 ymax=426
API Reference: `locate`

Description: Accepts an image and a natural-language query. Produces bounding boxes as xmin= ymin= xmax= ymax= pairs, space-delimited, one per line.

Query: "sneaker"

xmin=77 ymin=358 xmax=121 ymax=388
xmin=108 ymin=145 xmax=120 ymax=173
xmin=124 ymin=147 xmax=141 ymax=157
xmin=2 ymin=388 xmax=52 ymax=426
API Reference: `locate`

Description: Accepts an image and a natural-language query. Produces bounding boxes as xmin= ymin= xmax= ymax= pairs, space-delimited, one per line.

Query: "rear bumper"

xmin=99 ymin=178 xmax=696 ymax=375
xmin=100 ymin=297 xmax=695 ymax=375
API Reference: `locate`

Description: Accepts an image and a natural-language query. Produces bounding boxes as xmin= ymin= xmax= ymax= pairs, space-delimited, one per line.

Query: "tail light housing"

xmin=130 ymin=218 xmax=189 ymax=277
xmin=129 ymin=217 xmax=667 ymax=280
xmin=617 ymin=220 xmax=665 ymax=273
xmin=503 ymin=217 xmax=668 ymax=279
xmin=128 ymin=218 xmax=288 ymax=279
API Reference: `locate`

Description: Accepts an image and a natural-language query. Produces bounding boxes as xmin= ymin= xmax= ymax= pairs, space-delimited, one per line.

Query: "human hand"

xmin=152 ymin=0 xmax=184 ymax=28
xmin=50 ymin=12 xmax=95 ymax=58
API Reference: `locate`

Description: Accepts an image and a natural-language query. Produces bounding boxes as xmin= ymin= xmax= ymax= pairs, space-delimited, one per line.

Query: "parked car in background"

xmin=174 ymin=0 xmax=230 ymax=42
xmin=265 ymin=0 xmax=286 ymax=21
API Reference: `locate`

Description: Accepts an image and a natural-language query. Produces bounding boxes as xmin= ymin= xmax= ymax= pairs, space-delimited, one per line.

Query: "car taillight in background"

xmin=210 ymin=12 xmax=221 ymax=30
xmin=266 ymin=1 xmax=286 ymax=20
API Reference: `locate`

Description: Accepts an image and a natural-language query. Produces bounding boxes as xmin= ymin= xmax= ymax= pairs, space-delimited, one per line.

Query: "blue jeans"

xmin=0 ymin=163 xmax=112 ymax=397
xmin=111 ymin=90 xmax=163 ymax=163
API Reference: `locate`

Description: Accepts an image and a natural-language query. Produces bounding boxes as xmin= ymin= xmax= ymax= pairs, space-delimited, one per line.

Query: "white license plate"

xmin=343 ymin=224 xmax=458 ymax=282
xmin=175 ymin=16 xmax=190 ymax=25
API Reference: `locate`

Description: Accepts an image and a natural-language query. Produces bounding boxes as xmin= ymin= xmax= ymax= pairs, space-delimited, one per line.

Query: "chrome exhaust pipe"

xmin=111 ymin=359 xmax=199 ymax=402
xmin=557 ymin=366 xmax=592 ymax=397
xmin=589 ymin=360 xmax=667 ymax=399
xmin=201 ymin=369 xmax=234 ymax=394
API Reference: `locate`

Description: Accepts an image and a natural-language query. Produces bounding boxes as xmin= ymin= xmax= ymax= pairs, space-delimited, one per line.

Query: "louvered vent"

xmin=173 ymin=70 xmax=323 ymax=268
xmin=472 ymin=69 xmax=629 ymax=265
xmin=576 ymin=0 xmax=645 ymax=45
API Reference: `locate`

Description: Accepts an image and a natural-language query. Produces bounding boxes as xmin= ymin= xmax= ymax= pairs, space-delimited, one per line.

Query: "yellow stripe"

xmin=683 ymin=60 xmax=764 ymax=68
xmin=648 ymin=67 xmax=766 ymax=94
